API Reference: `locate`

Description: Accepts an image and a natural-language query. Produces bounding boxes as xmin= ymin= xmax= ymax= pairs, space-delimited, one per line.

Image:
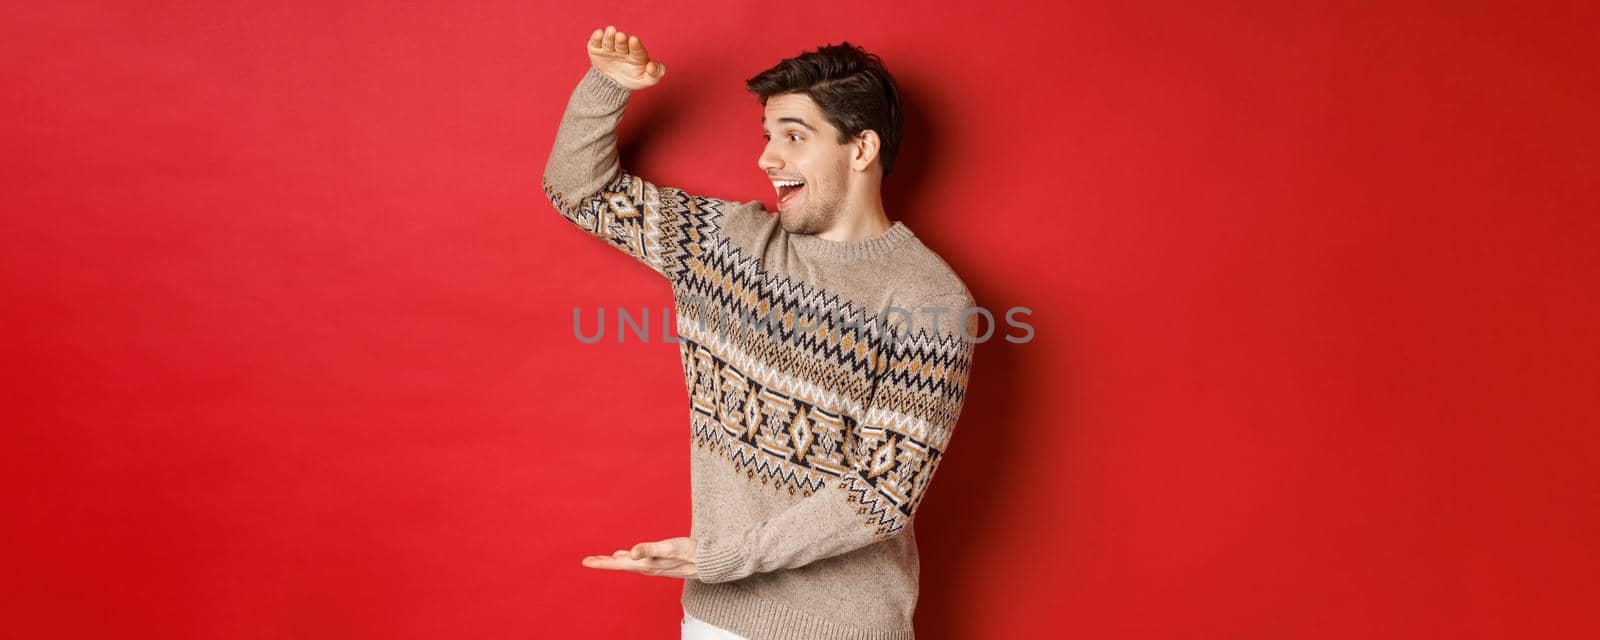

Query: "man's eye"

xmin=789 ymin=133 xmax=802 ymax=142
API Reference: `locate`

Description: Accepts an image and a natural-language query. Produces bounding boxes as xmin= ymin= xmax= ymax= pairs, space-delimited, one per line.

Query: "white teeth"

xmin=771 ymin=178 xmax=805 ymax=201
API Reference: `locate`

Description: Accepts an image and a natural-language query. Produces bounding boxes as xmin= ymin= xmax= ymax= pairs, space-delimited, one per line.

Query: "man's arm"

xmin=541 ymin=26 xmax=748 ymax=285
xmin=692 ymin=291 xmax=980 ymax=583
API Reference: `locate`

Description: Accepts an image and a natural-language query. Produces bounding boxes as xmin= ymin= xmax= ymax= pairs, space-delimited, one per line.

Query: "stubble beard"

xmin=781 ymin=185 xmax=843 ymax=236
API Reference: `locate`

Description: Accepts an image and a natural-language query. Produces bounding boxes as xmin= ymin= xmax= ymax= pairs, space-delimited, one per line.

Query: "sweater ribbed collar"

xmin=789 ymin=220 xmax=914 ymax=263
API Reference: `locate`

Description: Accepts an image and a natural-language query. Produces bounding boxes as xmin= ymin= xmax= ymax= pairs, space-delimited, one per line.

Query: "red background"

xmin=4 ymin=1 xmax=1596 ymax=637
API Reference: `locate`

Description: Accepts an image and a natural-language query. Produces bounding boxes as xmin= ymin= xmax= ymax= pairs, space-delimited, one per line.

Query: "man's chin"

xmin=777 ymin=209 xmax=804 ymax=233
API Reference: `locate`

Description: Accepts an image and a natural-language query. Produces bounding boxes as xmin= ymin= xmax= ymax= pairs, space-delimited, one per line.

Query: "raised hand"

xmin=587 ymin=25 xmax=667 ymax=90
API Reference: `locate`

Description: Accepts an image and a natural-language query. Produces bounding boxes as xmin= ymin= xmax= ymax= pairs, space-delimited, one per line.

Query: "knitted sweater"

xmin=542 ymin=65 xmax=977 ymax=640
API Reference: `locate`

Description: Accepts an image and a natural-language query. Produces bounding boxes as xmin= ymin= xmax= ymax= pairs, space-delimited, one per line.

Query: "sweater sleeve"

xmin=693 ymin=291 xmax=979 ymax=583
xmin=540 ymin=65 xmax=753 ymax=285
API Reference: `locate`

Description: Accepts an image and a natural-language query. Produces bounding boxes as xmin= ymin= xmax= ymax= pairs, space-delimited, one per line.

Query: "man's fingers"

xmin=582 ymin=555 xmax=632 ymax=570
xmin=582 ymin=553 xmax=672 ymax=572
xmin=588 ymin=26 xmax=661 ymax=82
xmin=580 ymin=548 xmax=635 ymax=565
xmin=631 ymin=541 xmax=668 ymax=559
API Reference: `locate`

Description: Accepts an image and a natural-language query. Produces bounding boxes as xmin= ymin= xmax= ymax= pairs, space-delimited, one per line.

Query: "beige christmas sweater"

xmin=541 ymin=65 xmax=978 ymax=640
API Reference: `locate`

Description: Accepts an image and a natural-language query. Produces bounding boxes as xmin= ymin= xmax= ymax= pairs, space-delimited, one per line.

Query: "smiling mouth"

xmin=773 ymin=179 xmax=806 ymax=210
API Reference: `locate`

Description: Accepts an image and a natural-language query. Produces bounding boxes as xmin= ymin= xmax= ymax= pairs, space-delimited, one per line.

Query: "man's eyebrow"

xmin=761 ymin=116 xmax=817 ymax=133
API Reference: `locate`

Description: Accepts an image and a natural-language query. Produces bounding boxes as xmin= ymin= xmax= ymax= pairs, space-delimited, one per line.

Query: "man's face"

xmin=759 ymin=93 xmax=854 ymax=235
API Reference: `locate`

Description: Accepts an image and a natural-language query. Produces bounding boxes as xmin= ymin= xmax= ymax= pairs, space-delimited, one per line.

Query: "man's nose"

xmin=758 ymin=146 xmax=782 ymax=172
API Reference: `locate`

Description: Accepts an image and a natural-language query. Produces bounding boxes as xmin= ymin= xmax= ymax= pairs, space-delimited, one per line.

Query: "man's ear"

xmin=852 ymin=130 xmax=881 ymax=172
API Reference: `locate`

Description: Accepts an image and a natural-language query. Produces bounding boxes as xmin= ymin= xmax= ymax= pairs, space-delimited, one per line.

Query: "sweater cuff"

xmin=694 ymin=536 xmax=747 ymax=584
xmin=582 ymin=65 xmax=632 ymax=105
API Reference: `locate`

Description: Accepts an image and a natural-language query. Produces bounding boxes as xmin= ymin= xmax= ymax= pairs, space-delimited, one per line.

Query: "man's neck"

xmin=817 ymin=186 xmax=892 ymax=242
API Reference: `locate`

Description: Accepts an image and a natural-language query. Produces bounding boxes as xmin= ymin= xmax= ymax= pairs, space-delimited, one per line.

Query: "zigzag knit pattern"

xmin=541 ymin=171 xmax=724 ymax=285
xmin=544 ymin=169 xmax=973 ymax=538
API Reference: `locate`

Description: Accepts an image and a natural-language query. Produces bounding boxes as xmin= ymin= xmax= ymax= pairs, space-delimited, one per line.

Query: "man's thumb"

xmin=651 ymin=61 xmax=667 ymax=78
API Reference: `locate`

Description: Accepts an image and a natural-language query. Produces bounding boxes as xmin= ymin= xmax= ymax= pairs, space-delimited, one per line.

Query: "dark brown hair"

xmin=746 ymin=42 xmax=904 ymax=178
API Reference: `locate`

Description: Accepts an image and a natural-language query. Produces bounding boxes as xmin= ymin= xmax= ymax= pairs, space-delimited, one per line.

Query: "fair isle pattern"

xmin=541 ymin=162 xmax=973 ymax=539
xmin=673 ymin=235 xmax=973 ymax=537
xmin=674 ymin=237 xmax=886 ymax=415
xmin=859 ymin=327 xmax=973 ymax=449
xmin=682 ymin=339 xmax=950 ymax=537
xmin=674 ymin=240 xmax=973 ymax=451
xmin=540 ymin=170 xmax=725 ymax=284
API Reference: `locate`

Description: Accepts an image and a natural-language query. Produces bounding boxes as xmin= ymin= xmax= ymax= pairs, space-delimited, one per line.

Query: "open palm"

xmin=580 ymin=536 xmax=698 ymax=579
xmin=587 ymin=25 xmax=667 ymax=90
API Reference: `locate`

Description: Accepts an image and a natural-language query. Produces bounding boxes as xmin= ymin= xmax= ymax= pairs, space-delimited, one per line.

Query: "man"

xmin=544 ymin=25 xmax=978 ymax=639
